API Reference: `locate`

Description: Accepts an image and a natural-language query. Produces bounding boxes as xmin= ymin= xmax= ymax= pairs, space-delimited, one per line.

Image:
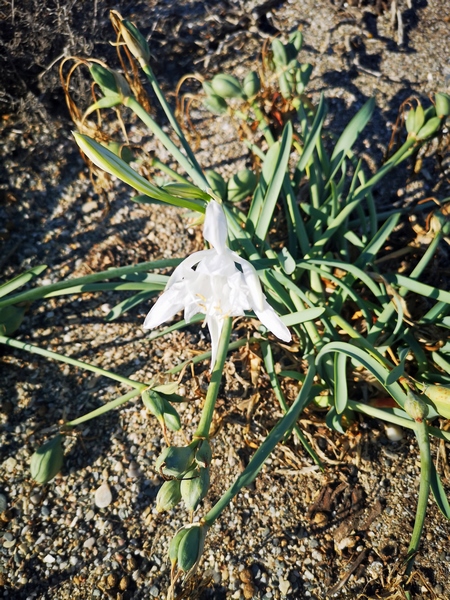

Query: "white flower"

xmin=144 ymin=201 xmax=291 ymax=367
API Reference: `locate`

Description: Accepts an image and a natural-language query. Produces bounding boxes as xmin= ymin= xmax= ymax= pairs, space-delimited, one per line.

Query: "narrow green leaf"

xmin=329 ymin=98 xmax=375 ymax=180
xmin=334 ymin=353 xmax=348 ymax=414
xmin=105 ymin=290 xmax=157 ymax=321
xmin=254 ymin=122 xmax=293 ymax=244
xmin=297 ymin=93 xmax=326 ymax=173
xmin=0 ymin=264 xmax=47 ymax=299
xmin=430 ymin=461 xmax=450 ymax=520
xmin=281 ymin=307 xmax=325 ymax=326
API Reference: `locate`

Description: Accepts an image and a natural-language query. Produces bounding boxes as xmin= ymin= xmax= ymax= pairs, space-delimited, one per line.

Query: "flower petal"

xmin=203 ymin=201 xmax=228 ymax=254
xmin=233 ymin=252 xmax=265 ymax=312
xmin=143 ymin=284 xmax=186 ymax=329
xmin=253 ymin=299 xmax=292 ymax=342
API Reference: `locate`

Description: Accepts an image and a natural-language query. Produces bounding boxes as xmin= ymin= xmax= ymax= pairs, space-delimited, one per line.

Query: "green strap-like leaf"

xmin=0 ymin=264 xmax=47 ymax=299
xmin=253 ymin=121 xmax=293 ymax=245
xmin=329 ymin=98 xmax=375 ymax=181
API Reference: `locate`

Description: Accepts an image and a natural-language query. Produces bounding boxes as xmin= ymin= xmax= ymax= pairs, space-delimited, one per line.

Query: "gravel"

xmin=1 ymin=1 xmax=450 ymax=599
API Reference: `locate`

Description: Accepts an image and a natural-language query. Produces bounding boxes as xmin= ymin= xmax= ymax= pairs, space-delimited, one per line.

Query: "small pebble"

xmin=0 ymin=494 xmax=7 ymax=513
xmin=85 ymin=509 xmax=95 ymax=521
xmin=30 ymin=493 xmax=42 ymax=506
xmin=149 ymin=585 xmax=159 ymax=597
xmin=3 ymin=457 xmax=17 ymax=472
xmin=43 ymin=554 xmax=56 ymax=564
xmin=83 ymin=537 xmax=96 ymax=549
xmin=3 ymin=539 xmax=16 ymax=549
xmin=95 ymin=483 xmax=113 ymax=508
xmin=385 ymin=424 xmax=404 ymax=442
xmin=279 ymin=579 xmax=291 ymax=596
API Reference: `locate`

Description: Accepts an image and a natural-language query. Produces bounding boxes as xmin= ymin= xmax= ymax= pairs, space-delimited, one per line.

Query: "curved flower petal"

xmin=232 ymin=252 xmax=265 ymax=313
xmin=143 ymin=284 xmax=186 ymax=329
xmin=165 ymin=250 xmax=213 ymax=289
xmin=253 ymin=299 xmax=292 ymax=342
xmin=203 ymin=201 xmax=228 ymax=254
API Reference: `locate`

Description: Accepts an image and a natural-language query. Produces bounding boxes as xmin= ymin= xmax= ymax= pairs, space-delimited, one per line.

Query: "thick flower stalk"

xmin=144 ymin=200 xmax=291 ymax=367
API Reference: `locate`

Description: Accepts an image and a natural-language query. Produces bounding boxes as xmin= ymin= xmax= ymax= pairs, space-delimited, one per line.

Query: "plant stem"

xmin=0 ymin=335 xmax=147 ymax=390
xmin=203 ymin=357 xmax=315 ymax=526
xmin=124 ymin=96 xmax=209 ymax=192
xmin=405 ymin=419 xmax=431 ymax=577
xmin=141 ymin=63 xmax=206 ymax=177
xmin=193 ymin=318 xmax=232 ymax=439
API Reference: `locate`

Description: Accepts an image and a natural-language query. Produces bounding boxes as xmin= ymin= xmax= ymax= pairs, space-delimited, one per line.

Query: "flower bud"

xmin=206 ymin=169 xmax=227 ymax=200
xmin=156 ymin=479 xmax=182 ymax=512
xmin=243 ymin=71 xmax=261 ymax=98
xmin=423 ymin=384 xmax=450 ymax=419
xmin=404 ymin=389 xmax=429 ymax=422
xmin=211 ymin=74 xmax=243 ymax=99
xmin=30 ymin=434 xmax=64 ymax=484
xmin=435 ymin=92 xmax=450 ymax=118
xmin=155 ymin=444 xmax=195 ymax=478
xmin=227 ymin=168 xmax=258 ymax=203
xmin=120 ymin=19 xmax=151 ymax=63
xmin=176 ymin=523 xmax=207 ymax=572
xmin=195 ymin=439 xmax=212 ymax=469
xmin=180 ymin=467 xmax=210 ymax=511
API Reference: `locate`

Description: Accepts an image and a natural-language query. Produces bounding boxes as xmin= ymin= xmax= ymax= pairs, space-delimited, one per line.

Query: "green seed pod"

xmin=423 ymin=105 xmax=437 ymax=121
xmin=289 ymin=30 xmax=303 ymax=52
xmin=405 ymin=107 xmax=416 ymax=134
xmin=161 ymin=399 xmax=182 ymax=432
xmin=155 ymin=444 xmax=195 ymax=478
xmin=435 ymin=92 xmax=450 ymax=118
xmin=211 ymin=74 xmax=243 ymax=99
xmin=295 ymin=63 xmax=313 ymax=95
xmin=413 ymin=104 xmax=425 ymax=133
xmin=417 ymin=116 xmax=442 ymax=140
xmin=206 ymin=169 xmax=227 ymax=200
xmin=271 ymin=38 xmax=288 ymax=67
xmin=203 ymin=94 xmax=228 ymax=115
xmin=30 ymin=435 xmax=64 ymax=484
xmin=169 ymin=527 xmax=189 ymax=567
xmin=227 ymin=168 xmax=258 ymax=203
xmin=105 ymin=142 xmax=134 ymax=164
xmin=0 ymin=305 xmax=26 ymax=336
xmin=423 ymin=384 xmax=450 ymax=419
xmin=177 ymin=524 xmax=207 ymax=572
xmin=180 ymin=467 xmax=210 ymax=511
xmin=121 ymin=19 xmax=151 ymax=63
xmin=156 ymin=479 xmax=182 ymax=512
xmin=202 ymin=81 xmax=214 ymax=96
xmin=89 ymin=64 xmax=130 ymax=99
xmin=404 ymin=390 xmax=429 ymax=422
xmin=278 ymin=72 xmax=292 ymax=99
xmin=195 ymin=440 xmax=212 ymax=469
xmin=243 ymin=71 xmax=261 ymax=99
xmin=142 ymin=389 xmax=165 ymax=420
